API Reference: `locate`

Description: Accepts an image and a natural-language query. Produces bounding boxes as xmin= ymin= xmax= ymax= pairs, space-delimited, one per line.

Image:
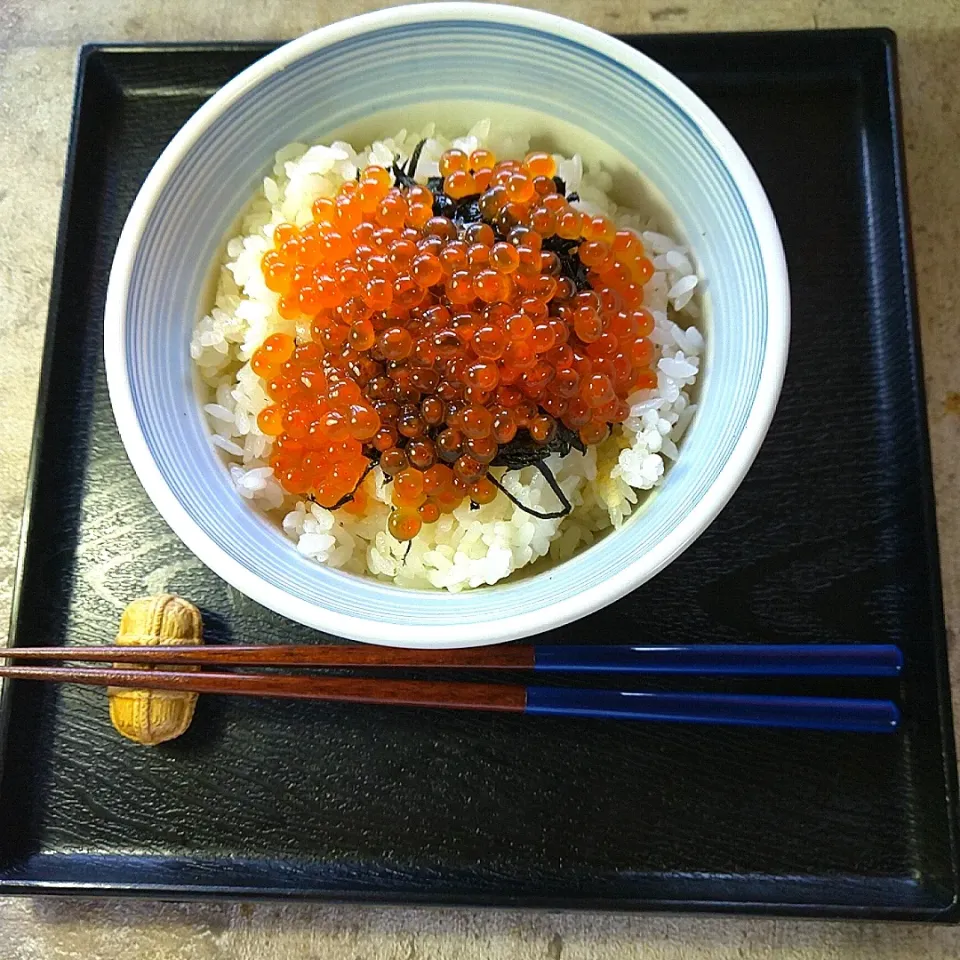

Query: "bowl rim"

xmin=104 ymin=1 xmax=790 ymax=648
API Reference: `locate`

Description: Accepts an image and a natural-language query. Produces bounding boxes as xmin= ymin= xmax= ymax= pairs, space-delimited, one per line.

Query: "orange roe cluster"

xmin=253 ymin=148 xmax=658 ymax=540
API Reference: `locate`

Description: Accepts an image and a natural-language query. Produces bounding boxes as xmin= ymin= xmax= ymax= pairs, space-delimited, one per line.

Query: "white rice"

xmin=190 ymin=120 xmax=703 ymax=591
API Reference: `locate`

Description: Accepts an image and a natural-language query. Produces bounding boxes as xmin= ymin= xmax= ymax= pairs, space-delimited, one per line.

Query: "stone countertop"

xmin=2 ymin=1 xmax=960 ymax=956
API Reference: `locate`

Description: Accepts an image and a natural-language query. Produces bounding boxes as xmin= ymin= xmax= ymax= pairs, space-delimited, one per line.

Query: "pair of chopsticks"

xmin=0 ymin=643 xmax=903 ymax=733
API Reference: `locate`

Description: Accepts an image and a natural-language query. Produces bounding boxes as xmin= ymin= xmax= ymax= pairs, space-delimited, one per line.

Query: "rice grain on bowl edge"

xmin=191 ymin=120 xmax=703 ymax=592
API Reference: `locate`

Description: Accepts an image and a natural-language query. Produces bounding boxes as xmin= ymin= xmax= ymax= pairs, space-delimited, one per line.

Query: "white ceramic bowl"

xmin=104 ymin=3 xmax=789 ymax=648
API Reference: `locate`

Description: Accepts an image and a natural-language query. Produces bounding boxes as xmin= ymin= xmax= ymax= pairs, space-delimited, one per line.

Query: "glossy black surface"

xmin=1 ymin=31 xmax=957 ymax=917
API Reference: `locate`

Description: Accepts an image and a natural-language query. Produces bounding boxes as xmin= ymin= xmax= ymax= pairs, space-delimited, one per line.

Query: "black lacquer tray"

xmin=1 ymin=31 xmax=957 ymax=918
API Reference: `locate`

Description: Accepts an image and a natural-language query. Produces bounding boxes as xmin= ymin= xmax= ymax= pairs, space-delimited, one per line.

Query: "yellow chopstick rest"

xmin=109 ymin=594 xmax=202 ymax=745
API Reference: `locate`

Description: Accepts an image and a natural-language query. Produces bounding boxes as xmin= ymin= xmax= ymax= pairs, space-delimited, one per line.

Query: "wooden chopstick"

xmin=0 ymin=663 xmax=901 ymax=732
xmin=0 ymin=663 xmax=523 ymax=711
xmin=1 ymin=644 xmax=533 ymax=669
xmin=0 ymin=643 xmax=904 ymax=676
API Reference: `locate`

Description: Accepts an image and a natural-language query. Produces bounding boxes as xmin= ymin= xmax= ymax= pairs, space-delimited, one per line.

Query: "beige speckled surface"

xmin=2 ymin=1 xmax=960 ymax=955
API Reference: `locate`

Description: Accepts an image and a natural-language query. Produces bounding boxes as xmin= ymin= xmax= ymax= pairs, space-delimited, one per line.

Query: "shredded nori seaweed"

xmin=424 ymin=179 xmax=488 ymax=228
xmin=542 ymin=234 xmax=591 ymax=291
xmin=432 ymin=192 xmax=457 ymax=218
xmin=450 ymin=194 xmax=483 ymax=226
xmin=354 ymin=421 xmax=585 ymax=522
xmin=406 ymin=139 xmax=427 ymax=179
xmin=424 ymin=174 xmax=457 ymax=217
xmin=308 ymin=460 xmax=377 ymax=512
xmin=490 ymin=422 xmax=585 ymax=469
xmin=488 ymin=462 xmax=572 ymax=520
xmin=551 ymin=176 xmax=580 ymax=204
xmin=392 ymin=138 xmax=428 ymax=189
xmin=484 ymin=423 xmax=585 ymax=520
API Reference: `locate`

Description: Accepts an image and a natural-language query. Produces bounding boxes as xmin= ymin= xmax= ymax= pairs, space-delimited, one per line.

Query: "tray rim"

xmin=2 ymin=28 xmax=958 ymax=919
xmin=0 ymin=35 xmax=95 ymax=767
xmin=881 ymin=25 xmax=960 ymax=926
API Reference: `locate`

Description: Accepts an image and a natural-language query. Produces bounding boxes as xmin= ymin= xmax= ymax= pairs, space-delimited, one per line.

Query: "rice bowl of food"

xmin=105 ymin=3 xmax=789 ymax=646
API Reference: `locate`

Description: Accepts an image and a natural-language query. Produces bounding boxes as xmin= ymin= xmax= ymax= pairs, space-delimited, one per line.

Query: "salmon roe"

xmin=255 ymin=147 xmax=659 ymax=539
